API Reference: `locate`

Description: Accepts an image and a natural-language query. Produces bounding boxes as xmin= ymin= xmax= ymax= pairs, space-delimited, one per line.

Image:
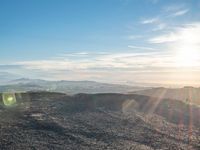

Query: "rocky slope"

xmin=0 ymin=92 xmax=200 ymax=149
xmin=132 ymin=87 xmax=200 ymax=105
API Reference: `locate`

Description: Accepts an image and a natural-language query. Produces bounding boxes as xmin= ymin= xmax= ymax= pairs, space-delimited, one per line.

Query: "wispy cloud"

xmin=163 ymin=4 xmax=189 ymax=17
xmin=149 ymin=22 xmax=200 ymax=44
xmin=140 ymin=17 xmax=167 ymax=31
xmin=2 ymin=48 xmax=200 ymax=84
xmin=170 ymin=9 xmax=189 ymax=17
xmin=128 ymin=45 xmax=157 ymax=51
xmin=149 ymin=32 xmax=180 ymax=43
xmin=141 ymin=17 xmax=159 ymax=24
xmin=14 ymin=51 xmax=172 ymax=71
xmin=149 ymin=22 xmax=200 ymax=69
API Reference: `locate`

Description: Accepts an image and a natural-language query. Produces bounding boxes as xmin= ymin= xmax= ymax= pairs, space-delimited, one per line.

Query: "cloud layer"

xmin=1 ymin=1 xmax=199 ymax=86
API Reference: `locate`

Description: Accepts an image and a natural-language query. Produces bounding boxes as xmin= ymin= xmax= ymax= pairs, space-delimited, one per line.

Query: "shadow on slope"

xmin=57 ymin=93 xmax=200 ymax=127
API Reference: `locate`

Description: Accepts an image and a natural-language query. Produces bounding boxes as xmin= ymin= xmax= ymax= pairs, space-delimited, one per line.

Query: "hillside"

xmin=132 ymin=87 xmax=200 ymax=105
xmin=0 ymin=92 xmax=200 ymax=149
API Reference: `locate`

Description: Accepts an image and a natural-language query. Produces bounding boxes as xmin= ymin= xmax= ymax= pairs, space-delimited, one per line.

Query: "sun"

xmin=175 ymin=44 xmax=200 ymax=67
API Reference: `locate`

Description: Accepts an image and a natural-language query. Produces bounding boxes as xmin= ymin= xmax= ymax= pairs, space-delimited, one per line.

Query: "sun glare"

xmin=2 ymin=93 xmax=17 ymax=107
xmin=175 ymin=47 xmax=199 ymax=67
xmin=174 ymin=31 xmax=200 ymax=67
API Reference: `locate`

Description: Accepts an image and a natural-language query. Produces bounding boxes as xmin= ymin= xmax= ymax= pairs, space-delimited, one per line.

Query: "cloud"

xmin=14 ymin=51 xmax=174 ymax=73
xmin=149 ymin=22 xmax=200 ymax=44
xmin=141 ymin=17 xmax=159 ymax=24
xmin=149 ymin=32 xmax=180 ymax=43
xmin=140 ymin=4 xmax=188 ymax=33
xmin=170 ymin=9 xmax=189 ymax=17
xmin=128 ymin=45 xmax=157 ymax=51
xmin=140 ymin=17 xmax=167 ymax=31
xmin=149 ymin=22 xmax=200 ymax=68
xmin=163 ymin=4 xmax=189 ymax=17
xmin=2 ymin=48 xmax=200 ymax=85
xmin=0 ymin=64 xmax=23 ymax=69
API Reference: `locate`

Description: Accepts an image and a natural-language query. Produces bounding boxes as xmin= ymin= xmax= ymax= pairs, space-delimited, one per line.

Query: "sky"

xmin=0 ymin=0 xmax=200 ymax=86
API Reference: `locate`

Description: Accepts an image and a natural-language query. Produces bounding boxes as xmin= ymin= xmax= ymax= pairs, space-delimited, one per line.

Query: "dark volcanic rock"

xmin=0 ymin=92 xmax=200 ymax=150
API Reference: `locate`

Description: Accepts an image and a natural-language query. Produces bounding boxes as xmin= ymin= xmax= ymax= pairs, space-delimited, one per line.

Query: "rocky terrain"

xmin=132 ymin=87 xmax=200 ymax=105
xmin=0 ymin=92 xmax=200 ymax=149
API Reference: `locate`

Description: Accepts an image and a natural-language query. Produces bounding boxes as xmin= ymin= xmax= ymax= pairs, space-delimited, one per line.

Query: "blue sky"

xmin=1 ymin=0 xmax=200 ymax=86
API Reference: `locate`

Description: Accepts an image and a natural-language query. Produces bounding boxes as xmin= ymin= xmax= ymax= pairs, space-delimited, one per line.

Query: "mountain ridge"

xmin=0 ymin=78 xmax=147 ymax=94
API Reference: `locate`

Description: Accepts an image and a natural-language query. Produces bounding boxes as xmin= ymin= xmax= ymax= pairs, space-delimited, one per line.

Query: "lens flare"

xmin=2 ymin=93 xmax=17 ymax=107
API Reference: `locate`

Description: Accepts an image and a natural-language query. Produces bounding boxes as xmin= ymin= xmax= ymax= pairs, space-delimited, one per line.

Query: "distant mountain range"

xmin=1 ymin=78 xmax=200 ymax=106
xmin=0 ymin=72 xmax=21 ymax=84
xmin=0 ymin=78 xmax=147 ymax=94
